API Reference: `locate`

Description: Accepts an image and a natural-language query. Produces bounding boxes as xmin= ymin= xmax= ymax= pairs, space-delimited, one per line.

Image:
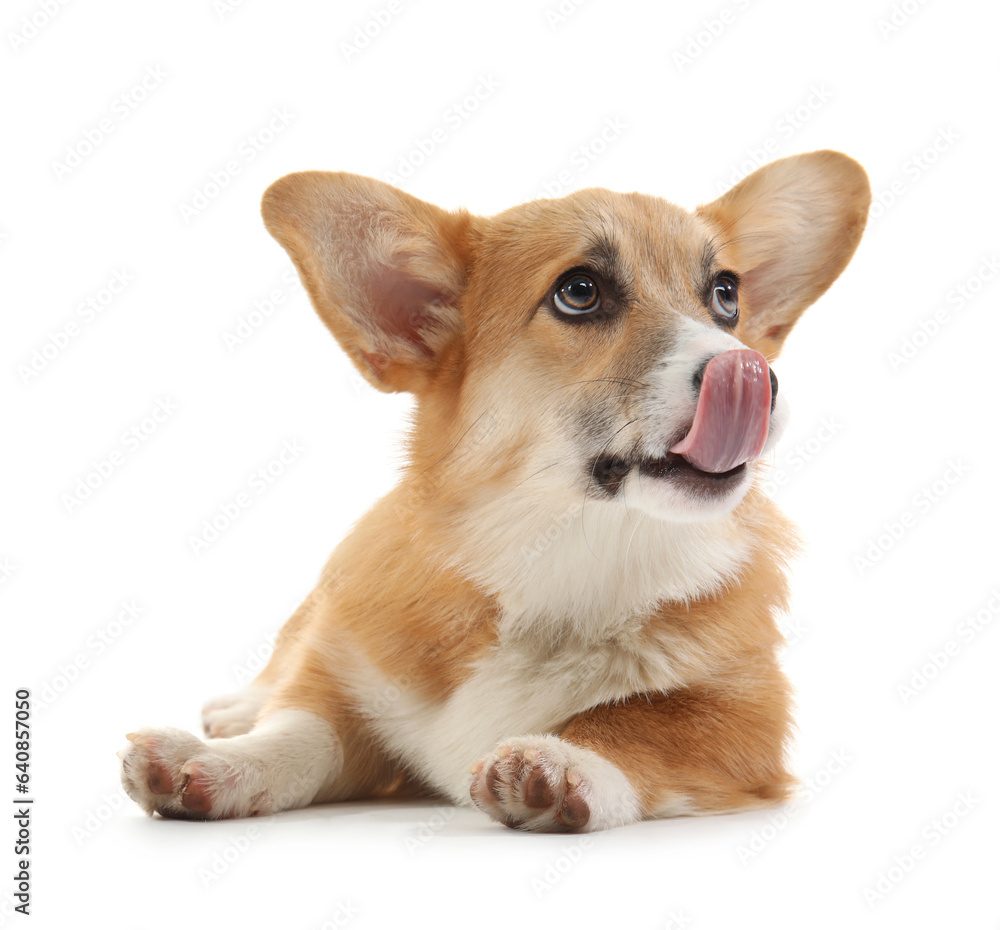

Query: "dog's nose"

xmin=692 ymin=356 xmax=778 ymax=412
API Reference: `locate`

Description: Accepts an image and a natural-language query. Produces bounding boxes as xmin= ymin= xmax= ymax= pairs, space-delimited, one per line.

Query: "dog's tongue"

xmin=670 ymin=349 xmax=772 ymax=473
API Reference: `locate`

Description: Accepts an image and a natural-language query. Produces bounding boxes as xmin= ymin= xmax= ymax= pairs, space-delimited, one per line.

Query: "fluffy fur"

xmin=119 ymin=150 xmax=871 ymax=831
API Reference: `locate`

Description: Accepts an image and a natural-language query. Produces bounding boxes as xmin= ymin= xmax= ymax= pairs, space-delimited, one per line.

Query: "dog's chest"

xmin=358 ymin=602 xmax=716 ymax=801
xmin=352 ymin=492 xmax=753 ymax=798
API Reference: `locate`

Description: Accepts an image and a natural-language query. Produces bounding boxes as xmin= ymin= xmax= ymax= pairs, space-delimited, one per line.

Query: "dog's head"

xmin=262 ymin=152 xmax=869 ymax=525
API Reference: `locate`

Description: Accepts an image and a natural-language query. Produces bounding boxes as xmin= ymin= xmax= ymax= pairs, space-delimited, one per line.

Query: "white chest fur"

xmin=347 ymin=492 xmax=752 ymax=802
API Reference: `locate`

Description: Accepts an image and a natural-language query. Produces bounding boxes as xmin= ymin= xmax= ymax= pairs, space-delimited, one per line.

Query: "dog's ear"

xmin=697 ymin=150 xmax=871 ymax=358
xmin=261 ymin=172 xmax=476 ymax=393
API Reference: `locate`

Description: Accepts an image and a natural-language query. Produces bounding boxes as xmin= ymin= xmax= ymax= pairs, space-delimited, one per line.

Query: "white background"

xmin=2 ymin=0 xmax=998 ymax=927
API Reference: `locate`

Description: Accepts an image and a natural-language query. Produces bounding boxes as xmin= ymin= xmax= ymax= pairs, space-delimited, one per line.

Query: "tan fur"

xmin=566 ymin=499 xmax=800 ymax=815
xmin=121 ymin=151 xmax=870 ymax=830
xmin=698 ymin=149 xmax=872 ymax=359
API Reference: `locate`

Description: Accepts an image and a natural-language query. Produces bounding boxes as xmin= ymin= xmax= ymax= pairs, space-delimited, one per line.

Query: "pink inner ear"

xmin=370 ymin=266 xmax=448 ymax=359
xmin=739 ymin=259 xmax=780 ymax=305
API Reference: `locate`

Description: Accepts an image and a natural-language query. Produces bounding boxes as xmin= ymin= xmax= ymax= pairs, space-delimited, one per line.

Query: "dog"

xmin=119 ymin=150 xmax=870 ymax=832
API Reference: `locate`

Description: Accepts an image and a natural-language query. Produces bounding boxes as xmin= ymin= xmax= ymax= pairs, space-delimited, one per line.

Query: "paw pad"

xmin=470 ymin=741 xmax=592 ymax=832
xmin=119 ymin=727 xmax=217 ymax=819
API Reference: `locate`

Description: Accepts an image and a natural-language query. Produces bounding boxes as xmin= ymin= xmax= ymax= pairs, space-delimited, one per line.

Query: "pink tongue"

xmin=670 ymin=349 xmax=772 ymax=473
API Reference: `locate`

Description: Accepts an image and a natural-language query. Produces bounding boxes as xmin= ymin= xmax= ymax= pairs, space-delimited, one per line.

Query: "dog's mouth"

xmin=638 ymin=453 xmax=746 ymax=484
xmin=591 ymin=350 xmax=772 ymax=500
xmin=592 ymin=451 xmax=747 ymax=498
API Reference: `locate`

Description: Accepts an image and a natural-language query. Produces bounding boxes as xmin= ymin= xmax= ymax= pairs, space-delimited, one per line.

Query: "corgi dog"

xmin=120 ymin=150 xmax=870 ymax=832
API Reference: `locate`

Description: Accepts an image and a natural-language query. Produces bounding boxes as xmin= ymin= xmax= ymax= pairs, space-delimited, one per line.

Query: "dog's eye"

xmin=710 ymin=273 xmax=739 ymax=324
xmin=554 ymin=274 xmax=601 ymax=316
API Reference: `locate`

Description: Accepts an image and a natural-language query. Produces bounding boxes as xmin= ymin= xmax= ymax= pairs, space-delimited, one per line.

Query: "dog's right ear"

xmin=261 ymin=172 xmax=476 ymax=393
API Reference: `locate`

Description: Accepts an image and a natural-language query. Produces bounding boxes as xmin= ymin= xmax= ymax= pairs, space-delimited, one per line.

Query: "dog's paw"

xmin=201 ymin=685 xmax=268 ymax=738
xmin=468 ymin=735 xmax=641 ymax=833
xmin=118 ymin=726 xmax=272 ymax=820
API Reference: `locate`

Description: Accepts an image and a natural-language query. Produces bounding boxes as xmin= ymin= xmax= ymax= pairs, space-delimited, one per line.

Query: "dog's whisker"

xmin=622 ymin=502 xmax=645 ymax=567
xmin=494 ymin=461 xmax=562 ymax=499
xmin=412 ymin=377 xmax=650 ymax=483
xmin=413 ymin=409 xmax=497 ymax=480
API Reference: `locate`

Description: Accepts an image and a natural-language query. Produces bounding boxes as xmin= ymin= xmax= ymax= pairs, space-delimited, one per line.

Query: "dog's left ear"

xmin=262 ymin=171 xmax=476 ymax=393
xmin=697 ymin=150 xmax=871 ymax=358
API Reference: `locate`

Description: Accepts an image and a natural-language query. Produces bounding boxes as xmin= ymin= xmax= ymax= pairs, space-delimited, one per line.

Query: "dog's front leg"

xmin=118 ymin=707 xmax=341 ymax=820
xmin=469 ymin=664 xmax=794 ymax=832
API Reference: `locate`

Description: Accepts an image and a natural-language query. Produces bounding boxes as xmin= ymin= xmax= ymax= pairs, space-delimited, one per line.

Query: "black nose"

xmin=692 ymin=357 xmax=778 ymax=412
